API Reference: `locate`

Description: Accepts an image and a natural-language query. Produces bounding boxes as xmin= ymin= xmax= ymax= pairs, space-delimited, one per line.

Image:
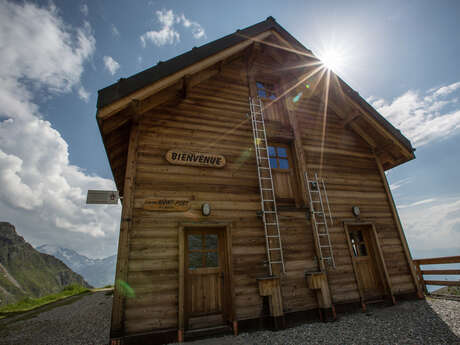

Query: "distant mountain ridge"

xmin=37 ymin=244 xmax=116 ymax=288
xmin=0 ymin=222 xmax=90 ymax=306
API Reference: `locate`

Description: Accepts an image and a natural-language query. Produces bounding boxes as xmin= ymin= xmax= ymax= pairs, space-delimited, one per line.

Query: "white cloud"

xmin=111 ymin=24 xmax=120 ymax=38
xmin=398 ymin=198 xmax=436 ymax=209
xmin=103 ymin=56 xmax=120 ymax=75
xmin=0 ymin=1 xmax=120 ymax=258
xmin=80 ymin=3 xmax=88 ymax=16
xmin=389 ymin=177 xmax=412 ymax=191
xmin=398 ymin=197 xmax=460 ymax=252
xmin=140 ymin=9 xmax=205 ymax=47
xmin=78 ymin=86 xmax=90 ymax=102
xmin=369 ymin=81 xmax=460 ymax=147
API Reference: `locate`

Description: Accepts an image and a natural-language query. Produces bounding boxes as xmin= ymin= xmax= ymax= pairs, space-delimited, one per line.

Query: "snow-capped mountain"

xmin=37 ymin=244 xmax=116 ymax=288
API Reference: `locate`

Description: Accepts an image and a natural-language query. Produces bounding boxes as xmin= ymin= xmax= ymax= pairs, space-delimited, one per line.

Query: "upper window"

xmin=256 ymin=81 xmax=277 ymax=100
xmin=268 ymin=145 xmax=289 ymax=170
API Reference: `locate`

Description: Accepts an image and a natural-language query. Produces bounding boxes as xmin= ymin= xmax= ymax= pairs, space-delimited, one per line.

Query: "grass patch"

xmin=0 ymin=284 xmax=89 ymax=314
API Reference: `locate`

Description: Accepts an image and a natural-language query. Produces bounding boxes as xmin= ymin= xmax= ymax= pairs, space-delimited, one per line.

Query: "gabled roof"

xmin=96 ymin=16 xmax=415 ymax=183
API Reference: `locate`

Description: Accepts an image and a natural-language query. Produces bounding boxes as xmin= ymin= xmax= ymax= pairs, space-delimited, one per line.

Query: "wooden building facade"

xmin=97 ymin=17 xmax=422 ymax=344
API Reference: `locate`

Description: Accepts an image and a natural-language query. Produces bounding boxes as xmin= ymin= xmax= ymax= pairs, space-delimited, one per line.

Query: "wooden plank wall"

xmin=123 ymin=56 xmax=270 ymax=334
xmin=293 ymin=96 xmax=416 ymax=302
xmin=120 ymin=54 xmax=415 ymax=335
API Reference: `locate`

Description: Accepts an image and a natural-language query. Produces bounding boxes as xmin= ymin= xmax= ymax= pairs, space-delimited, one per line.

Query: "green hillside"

xmin=0 ymin=222 xmax=90 ymax=306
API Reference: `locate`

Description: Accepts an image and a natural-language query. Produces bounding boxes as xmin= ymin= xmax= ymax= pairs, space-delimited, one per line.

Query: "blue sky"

xmin=0 ymin=0 xmax=459 ymax=263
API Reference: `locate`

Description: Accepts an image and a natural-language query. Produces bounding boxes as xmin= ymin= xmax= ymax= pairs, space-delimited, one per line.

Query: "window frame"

xmin=268 ymin=143 xmax=292 ymax=174
xmin=256 ymin=80 xmax=278 ymax=100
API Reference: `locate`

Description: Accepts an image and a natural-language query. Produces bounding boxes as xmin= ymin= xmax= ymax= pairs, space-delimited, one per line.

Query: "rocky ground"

xmin=0 ymin=294 xmax=458 ymax=345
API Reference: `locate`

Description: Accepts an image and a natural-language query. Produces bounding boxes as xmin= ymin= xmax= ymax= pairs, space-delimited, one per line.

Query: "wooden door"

xmin=255 ymin=80 xmax=288 ymax=126
xmin=347 ymin=226 xmax=385 ymax=300
xmin=185 ymin=229 xmax=227 ymax=329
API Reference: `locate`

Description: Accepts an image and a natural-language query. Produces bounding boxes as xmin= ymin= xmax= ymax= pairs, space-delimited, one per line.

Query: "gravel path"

xmin=0 ymin=294 xmax=458 ymax=345
xmin=0 ymin=291 xmax=112 ymax=345
xmin=179 ymin=298 xmax=460 ymax=345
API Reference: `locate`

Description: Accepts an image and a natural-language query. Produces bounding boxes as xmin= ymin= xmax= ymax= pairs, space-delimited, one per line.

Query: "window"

xmin=256 ymin=81 xmax=277 ymax=100
xmin=349 ymin=230 xmax=368 ymax=257
xmin=268 ymin=145 xmax=289 ymax=170
xmin=188 ymin=233 xmax=218 ymax=269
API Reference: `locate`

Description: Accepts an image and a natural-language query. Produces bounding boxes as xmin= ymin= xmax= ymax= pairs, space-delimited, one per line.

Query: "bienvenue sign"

xmin=144 ymin=198 xmax=190 ymax=212
xmin=166 ymin=150 xmax=226 ymax=168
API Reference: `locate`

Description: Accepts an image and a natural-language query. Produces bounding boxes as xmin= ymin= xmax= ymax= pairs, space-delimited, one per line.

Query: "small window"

xmin=256 ymin=81 xmax=277 ymax=100
xmin=268 ymin=145 xmax=290 ymax=170
xmin=350 ymin=230 xmax=368 ymax=257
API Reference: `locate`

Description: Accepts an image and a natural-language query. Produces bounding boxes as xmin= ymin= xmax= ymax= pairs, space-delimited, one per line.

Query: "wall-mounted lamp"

xmin=352 ymin=206 xmax=360 ymax=217
xmin=202 ymin=203 xmax=211 ymax=216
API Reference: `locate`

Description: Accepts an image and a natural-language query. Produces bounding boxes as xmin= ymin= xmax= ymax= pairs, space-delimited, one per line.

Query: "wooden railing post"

xmin=413 ymin=256 xmax=460 ymax=295
xmin=413 ymin=261 xmax=427 ymax=295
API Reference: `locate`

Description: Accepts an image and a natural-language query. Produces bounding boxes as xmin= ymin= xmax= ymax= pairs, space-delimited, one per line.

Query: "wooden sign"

xmin=166 ymin=150 xmax=226 ymax=168
xmin=144 ymin=199 xmax=190 ymax=212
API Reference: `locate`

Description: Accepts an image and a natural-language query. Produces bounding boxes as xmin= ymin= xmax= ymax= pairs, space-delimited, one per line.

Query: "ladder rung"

xmin=260 ymin=177 xmax=271 ymax=179
xmin=263 ymin=200 xmax=274 ymax=202
xmin=258 ymin=157 xmax=268 ymax=160
xmin=266 ymin=235 xmax=280 ymax=238
xmin=316 ymin=222 xmax=326 ymax=225
xmin=320 ymin=245 xmax=331 ymax=248
xmin=269 ymin=248 xmax=281 ymax=251
xmin=264 ymin=211 xmax=276 ymax=213
xmin=259 ymin=167 xmax=270 ymax=170
xmin=319 ymin=233 xmax=329 ymax=236
xmin=270 ymin=261 xmax=283 ymax=264
xmin=258 ymin=147 xmax=267 ymax=150
xmin=265 ymin=223 xmax=277 ymax=225
xmin=261 ymin=188 xmax=273 ymax=190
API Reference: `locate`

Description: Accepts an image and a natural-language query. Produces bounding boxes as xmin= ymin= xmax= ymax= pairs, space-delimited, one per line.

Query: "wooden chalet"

xmin=97 ymin=17 xmax=423 ymax=344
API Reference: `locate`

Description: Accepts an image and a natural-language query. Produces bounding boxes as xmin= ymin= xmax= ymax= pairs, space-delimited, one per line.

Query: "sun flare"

xmin=318 ymin=47 xmax=346 ymax=72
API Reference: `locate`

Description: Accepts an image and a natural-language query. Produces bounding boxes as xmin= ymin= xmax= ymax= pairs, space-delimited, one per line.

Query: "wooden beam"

xmin=97 ymin=30 xmax=273 ymax=120
xmin=110 ymin=114 xmax=141 ymax=337
xmin=346 ymin=94 xmax=413 ymax=158
xmin=424 ymin=280 xmax=460 ymax=287
xmin=422 ymin=269 xmax=460 ymax=275
xmin=414 ymin=256 xmax=460 ymax=265
xmin=342 ymin=113 xmax=361 ymax=128
xmin=375 ymin=155 xmax=424 ymax=299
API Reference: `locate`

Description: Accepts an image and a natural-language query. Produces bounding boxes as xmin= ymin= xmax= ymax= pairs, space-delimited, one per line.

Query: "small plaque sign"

xmin=86 ymin=190 xmax=119 ymax=204
xmin=144 ymin=198 xmax=190 ymax=212
xmin=166 ymin=150 xmax=226 ymax=168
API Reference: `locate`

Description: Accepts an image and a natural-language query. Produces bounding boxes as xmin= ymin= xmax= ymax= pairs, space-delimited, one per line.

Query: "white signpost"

xmin=86 ymin=190 xmax=119 ymax=204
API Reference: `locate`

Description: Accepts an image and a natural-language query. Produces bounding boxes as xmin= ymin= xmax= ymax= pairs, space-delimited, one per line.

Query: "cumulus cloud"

xmin=368 ymin=81 xmax=460 ymax=147
xmin=78 ymin=86 xmax=90 ymax=102
xmin=103 ymin=56 xmax=120 ymax=75
xmin=398 ymin=196 xmax=460 ymax=252
xmin=140 ymin=9 xmax=205 ymax=47
xmin=0 ymin=1 xmax=120 ymax=258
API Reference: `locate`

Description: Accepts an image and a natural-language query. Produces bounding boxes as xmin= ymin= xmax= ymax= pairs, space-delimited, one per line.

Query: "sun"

xmin=317 ymin=44 xmax=349 ymax=73
xmin=317 ymin=47 xmax=346 ymax=73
